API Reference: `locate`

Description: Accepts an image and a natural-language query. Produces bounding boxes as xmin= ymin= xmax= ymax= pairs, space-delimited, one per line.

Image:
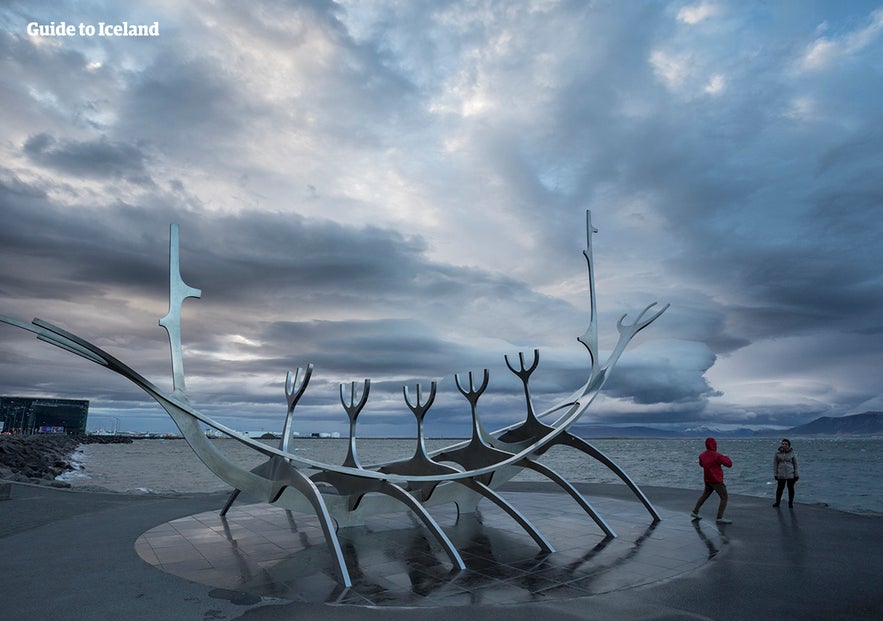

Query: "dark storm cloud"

xmin=23 ymin=133 xmax=152 ymax=183
xmin=117 ymin=53 xmax=253 ymax=149
xmin=0 ymin=171 xmax=165 ymax=298
xmin=0 ymin=167 xmax=593 ymax=434
xmin=0 ymin=162 xmax=582 ymax=331
xmin=486 ymin=1 xmax=883 ymax=353
xmin=2 ymin=1 xmax=882 ymax=435
xmin=602 ymin=341 xmax=720 ymax=407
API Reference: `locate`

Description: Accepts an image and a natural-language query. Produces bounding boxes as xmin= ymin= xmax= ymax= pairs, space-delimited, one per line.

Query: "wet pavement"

xmin=135 ymin=490 xmax=720 ymax=606
xmin=0 ymin=480 xmax=880 ymax=620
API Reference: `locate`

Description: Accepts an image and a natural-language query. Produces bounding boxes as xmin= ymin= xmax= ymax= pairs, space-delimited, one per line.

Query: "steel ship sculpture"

xmin=1 ymin=211 xmax=668 ymax=587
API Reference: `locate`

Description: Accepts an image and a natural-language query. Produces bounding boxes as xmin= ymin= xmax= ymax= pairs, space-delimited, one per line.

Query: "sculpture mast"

xmin=578 ymin=210 xmax=600 ymax=379
xmin=158 ymin=224 xmax=202 ymax=399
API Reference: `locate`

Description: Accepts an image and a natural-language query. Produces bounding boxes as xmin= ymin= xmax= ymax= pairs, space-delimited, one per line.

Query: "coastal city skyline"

xmin=2 ymin=1 xmax=882 ymax=436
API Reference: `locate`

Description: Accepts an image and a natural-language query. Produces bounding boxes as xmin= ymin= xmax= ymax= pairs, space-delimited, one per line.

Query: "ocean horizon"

xmin=61 ymin=436 xmax=883 ymax=516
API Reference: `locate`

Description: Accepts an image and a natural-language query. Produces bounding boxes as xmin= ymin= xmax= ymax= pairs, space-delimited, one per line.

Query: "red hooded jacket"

xmin=698 ymin=437 xmax=732 ymax=484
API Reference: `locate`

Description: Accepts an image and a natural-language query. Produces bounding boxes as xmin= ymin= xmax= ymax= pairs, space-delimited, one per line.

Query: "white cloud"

xmin=800 ymin=6 xmax=883 ymax=72
xmin=703 ymin=73 xmax=725 ymax=95
xmin=783 ymin=96 xmax=818 ymax=121
xmin=801 ymin=37 xmax=837 ymax=71
xmin=649 ymin=52 xmax=724 ymax=98
xmin=677 ymin=3 xmax=719 ymax=25
xmin=650 ymin=49 xmax=691 ymax=90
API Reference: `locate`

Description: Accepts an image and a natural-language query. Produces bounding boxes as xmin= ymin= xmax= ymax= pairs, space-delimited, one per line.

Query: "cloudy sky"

xmin=1 ymin=1 xmax=882 ymax=437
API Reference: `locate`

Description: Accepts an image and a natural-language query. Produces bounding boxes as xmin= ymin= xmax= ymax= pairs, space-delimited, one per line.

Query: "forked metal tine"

xmin=454 ymin=369 xmax=489 ymax=403
xmin=285 ymin=363 xmax=314 ymax=410
xmin=339 ymin=381 xmax=354 ymax=409
xmin=403 ymin=381 xmax=437 ymax=417
xmin=504 ymin=349 xmax=540 ymax=378
xmin=616 ymin=302 xmax=670 ymax=335
xmin=339 ymin=379 xmax=370 ymax=420
xmin=616 ymin=302 xmax=655 ymax=331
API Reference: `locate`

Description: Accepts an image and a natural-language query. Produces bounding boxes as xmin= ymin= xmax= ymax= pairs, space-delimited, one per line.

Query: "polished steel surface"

xmin=1 ymin=212 xmax=670 ymax=586
xmin=134 ymin=490 xmax=720 ymax=607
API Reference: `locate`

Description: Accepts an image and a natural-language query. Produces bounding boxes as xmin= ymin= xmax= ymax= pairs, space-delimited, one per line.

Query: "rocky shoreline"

xmin=0 ymin=434 xmax=132 ymax=487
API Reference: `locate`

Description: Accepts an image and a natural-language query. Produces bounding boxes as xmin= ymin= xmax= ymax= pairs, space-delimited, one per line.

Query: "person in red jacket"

xmin=691 ymin=437 xmax=733 ymax=524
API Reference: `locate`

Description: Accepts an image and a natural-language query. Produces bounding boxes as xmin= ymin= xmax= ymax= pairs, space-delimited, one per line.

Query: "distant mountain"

xmin=575 ymin=425 xmax=684 ymax=438
xmin=782 ymin=411 xmax=883 ymax=436
xmin=573 ymin=424 xmax=761 ymax=438
xmin=573 ymin=411 xmax=883 ymax=439
xmin=681 ymin=426 xmax=760 ymax=438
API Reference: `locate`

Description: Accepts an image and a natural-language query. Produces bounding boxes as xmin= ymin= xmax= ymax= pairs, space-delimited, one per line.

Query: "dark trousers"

xmin=775 ymin=478 xmax=796 ymax=504
xmin=693 ymin=482 xmax=728 ymax=519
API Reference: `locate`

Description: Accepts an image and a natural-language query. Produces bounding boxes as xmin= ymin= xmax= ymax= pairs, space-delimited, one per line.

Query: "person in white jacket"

xmin=773 ymin=438 xmax=799 ymax=508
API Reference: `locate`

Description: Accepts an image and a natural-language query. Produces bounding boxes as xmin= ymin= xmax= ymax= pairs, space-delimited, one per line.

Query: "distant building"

xmin=0 ymin=396 xmax=89 ymax=435
xmin=244 ymin=431 xmax=282 ymax=440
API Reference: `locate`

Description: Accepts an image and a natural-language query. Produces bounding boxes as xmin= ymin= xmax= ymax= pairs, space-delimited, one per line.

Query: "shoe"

xmin=788 ymin=502 xmax=794 ymax=508
xmin=690 ymin=512 xmax=702 ymax=520
xmin=715 ymin=518 xmax=732 ymax=524
xmin=772 ymin=502 xmax=780 ymax=507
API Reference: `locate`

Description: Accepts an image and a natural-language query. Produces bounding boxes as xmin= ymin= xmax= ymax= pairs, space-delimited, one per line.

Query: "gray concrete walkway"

xmin=0 ymin=480 xmax=879 ymax=620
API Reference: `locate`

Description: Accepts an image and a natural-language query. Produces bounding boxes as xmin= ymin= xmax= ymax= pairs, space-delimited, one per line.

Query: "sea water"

xmin=61 ymin=436 xmax=883 ymax=515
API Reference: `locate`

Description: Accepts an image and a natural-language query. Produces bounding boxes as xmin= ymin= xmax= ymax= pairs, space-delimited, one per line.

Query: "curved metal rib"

xmin=379 ymin=481 xmax=466 ymax=571
xmin=6 ymin=315 xmax=598 ymax=486
xmin=313 ymin=472 xmax=466 ymax=571
xmin=383 ymin=377 xmax=553 ymax=553
xmin=259 ymin=456 xmax=352 ymax=587
xmin=219 ymin=489 xmax=241 ymax=516
xmin=313 ymin=378 xmax=465 ymax=573
xmin=517 ymin=457 xmax=616 ymax=538
xmin=222 ymin=364 xmax=314 ymax=515
xmin=441 ymin=368 xmax=616 ymax=537
xmin=554 ymin=432 xmax=661 ymax=522
xmin=458 ymin=478 xmax=554 ymax=553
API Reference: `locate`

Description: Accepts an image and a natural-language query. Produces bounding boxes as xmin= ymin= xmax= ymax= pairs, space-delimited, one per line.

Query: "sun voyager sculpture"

xmin=1 ymin=211 xmax=668 ymax=587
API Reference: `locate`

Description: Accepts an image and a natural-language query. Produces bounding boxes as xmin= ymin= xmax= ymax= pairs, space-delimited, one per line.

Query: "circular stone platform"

xmin=135 ymin=490 xmax=723 ymax=607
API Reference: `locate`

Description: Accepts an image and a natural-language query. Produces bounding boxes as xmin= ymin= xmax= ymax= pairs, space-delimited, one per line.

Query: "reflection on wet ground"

xmin=135 ymin=491 xmax=723 ymax=607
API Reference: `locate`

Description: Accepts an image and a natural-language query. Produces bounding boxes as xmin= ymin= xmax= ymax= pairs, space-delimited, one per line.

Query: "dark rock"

xmin=78 ymin=435 xmax=133 ymax=445
xmin=0 ymin=434 xmax=81 ymax=482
